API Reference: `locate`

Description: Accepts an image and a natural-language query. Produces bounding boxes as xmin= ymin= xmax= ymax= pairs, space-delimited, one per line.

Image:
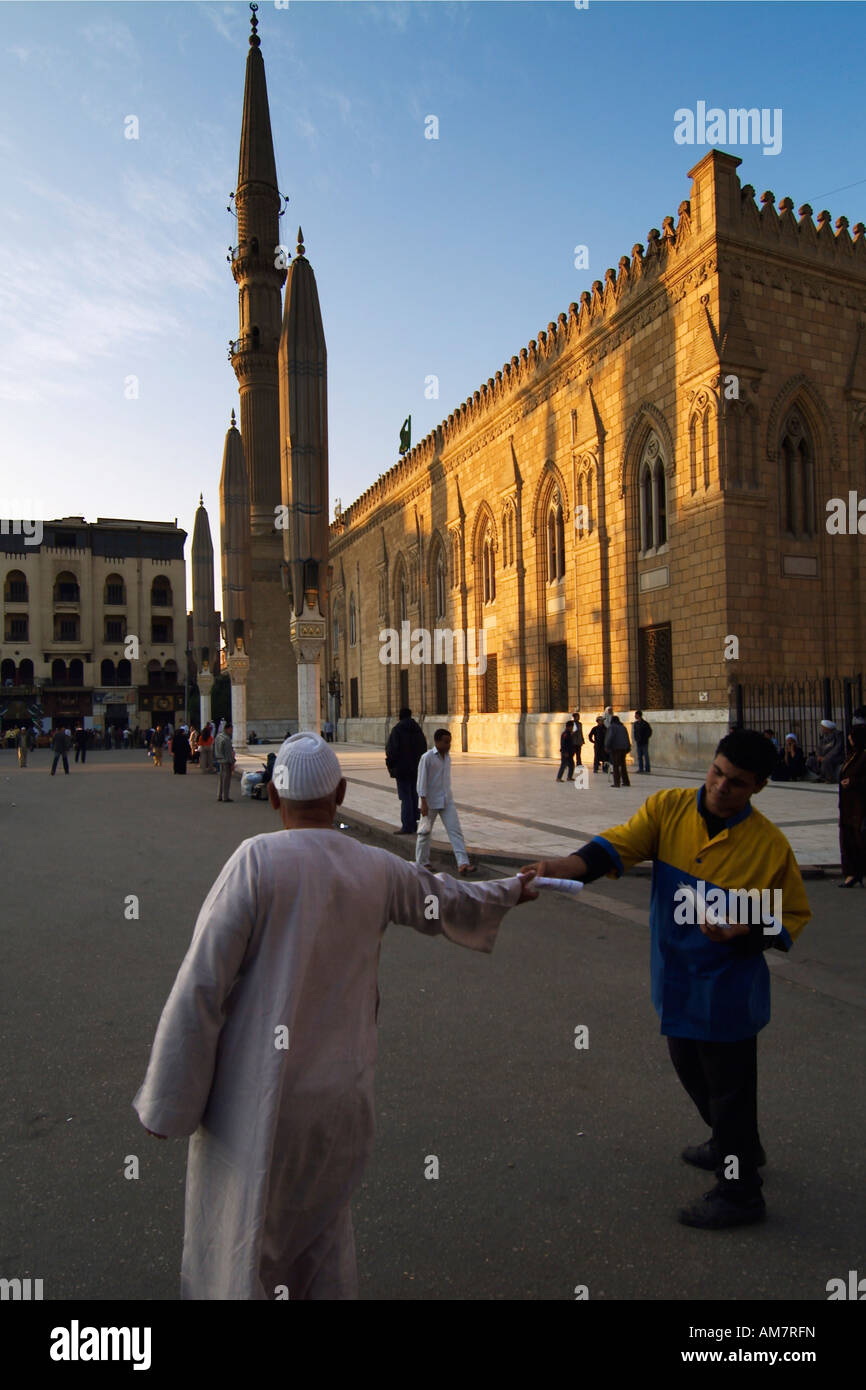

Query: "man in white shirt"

xmin=415 ymin=728 xmax=475 ymax=875
xmin=133 ymin=732 xmax=535 ymax=1297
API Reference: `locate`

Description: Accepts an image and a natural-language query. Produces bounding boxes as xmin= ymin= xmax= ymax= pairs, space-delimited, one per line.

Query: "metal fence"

xmin=730 ymin=675 xmax=864 ymax=756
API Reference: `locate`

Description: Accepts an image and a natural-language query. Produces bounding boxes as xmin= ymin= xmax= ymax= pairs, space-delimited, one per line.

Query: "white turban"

xmin=273 ymin=731 xmax=342 ymax=800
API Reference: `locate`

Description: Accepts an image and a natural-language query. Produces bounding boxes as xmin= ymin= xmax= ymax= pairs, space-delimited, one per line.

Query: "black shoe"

xmin=839 ymin=877 xmax=863 ymax=888
xmin=682 ymin=1139 xmax=767 ymax=1170
xmin=678 ymin=1187 xmax=766 ymax=1229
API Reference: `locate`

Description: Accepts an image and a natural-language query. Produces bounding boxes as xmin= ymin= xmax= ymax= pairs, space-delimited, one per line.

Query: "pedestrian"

xmin=122 ymin=726 xmax=130 ymax=749
xmin=632 ymin=709 xmax=653 ymax=774
xmin=152 ymin=727 xmax=164 ymax=768
xmin=556 ymin=720 xmax=576 ymax=782
xmin=50 ymin=726 xmax=71 ymax=776
xmin=215 ymin=722 xmax=236 ymax=802
xmin=74 ymin=726 xmax=87 ymax=764
xmin=838 ymin=724 xmax=866 ymax=887
xmin=323 ymin=719 xmax=334 ymax=743
xmin=522 ymin=727 xmax=811 ymax=1229
xmin=172 ymin=726 xmax=192 ymax=775
xmin=570 ymin=711 xmax=585 ymax=768
xmin=16 ymin=725 xmax=28 ymax=768
xmin=198 ymin=723 xmax=215 ymax=774
xmin=415 ymin=729 xmax=475 ymax=874
xmin=385 ymin=707 xmax=428 ymax=834
xmin=605 ymin=715 xmax=631 ymax=787
xmin=588 ymin=715 xmax=607 ymax=774
xmin=133 ymin=732 xmax=536 ymax=1299
xmin=818 ymin=720 xmax=845 ymax=783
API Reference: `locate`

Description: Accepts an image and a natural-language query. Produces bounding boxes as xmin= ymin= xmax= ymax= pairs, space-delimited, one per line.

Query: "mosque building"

xmin=195 ymin=6 xmax=866 ymax=768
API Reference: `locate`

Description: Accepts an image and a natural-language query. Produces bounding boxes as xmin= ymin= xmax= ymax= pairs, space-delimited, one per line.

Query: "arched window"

xmin=451 ymin=532 xmax=461 ymax=588
xmin=480 ymin=525 xmax=496 ymax=604
xmin=638 ymin=433 xmax=668 ymax=553
xmin=19 ymin=659 xmax=34 ymax=684
xmin=4 ymin=570 xmax=28 ymax=602
xmin=398 ymin=569 xmax=408 ymax=624
xmin=68 ymin=658 xmax=84 ymax=686
xmin=434 ymin=548 xmax=447 ymax=620
xmin=163 ymin=661 xmax=179 ymax=688
xmin=54 ymin=571 xmax=79 ymax=603
xmin=104 ymin=574 xmax=126 ymax=605
xmin=349 ymin=594 xmax=357 ymax=647
xmin=117 ymin=659 xmax=132 ymax=685
xmin=546 ymin=491 xmax=565 ymax=581
xmin=1 ymin=658 xmax=15 ymax=684
xmin=101 ymin=659 xmax=116 ymax=686
xmin=51 ymin=659 xmax=67 ymax=685
xmin=151 ymin=576 xmax=172 ymax=608
xmin=147 ymin=660 xmax=162 ymax=688
xmin=780 ymin=411 xmax=815 ymax=538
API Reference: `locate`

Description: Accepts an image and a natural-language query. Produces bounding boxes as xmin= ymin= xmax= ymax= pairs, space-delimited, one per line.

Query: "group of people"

xmin=133 ymin=724 xmax=812 ymax=1301
xmin=557 ymin=708 xmax=653 ymax=787
xmin=146 ymin=721 xmax=237 ymax=799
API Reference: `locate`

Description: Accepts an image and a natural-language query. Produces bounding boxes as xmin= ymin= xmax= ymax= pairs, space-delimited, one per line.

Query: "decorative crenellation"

xmin=737 ymin=184 xmax=866 ymax=270
xmin=334 ymin=202 xmax=697 ymax=535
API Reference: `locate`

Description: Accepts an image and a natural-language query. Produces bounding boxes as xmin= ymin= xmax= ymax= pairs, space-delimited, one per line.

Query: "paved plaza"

xmin=2 ymin=746 xmax=864 ymax=1302
xmin=238 ymin=741 xmax=844 ymax=868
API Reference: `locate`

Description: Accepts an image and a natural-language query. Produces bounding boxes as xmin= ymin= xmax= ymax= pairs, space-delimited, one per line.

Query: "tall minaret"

xmin=191 ymin=494 xmax=217 ymax=729
xmin=227 ymin=2 xmax=297 ymax=738
xmin=279 ymin=226 xmax=330 ymax=732
xmin=230 ymin=2 xmax=285 ymax=531
xmin=219 ymin=410 xmax=252 ymax=744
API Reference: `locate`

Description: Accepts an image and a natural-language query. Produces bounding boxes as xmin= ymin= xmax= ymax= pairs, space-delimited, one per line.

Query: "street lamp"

xmin=327 ymin=668 xmax=342 ymax=741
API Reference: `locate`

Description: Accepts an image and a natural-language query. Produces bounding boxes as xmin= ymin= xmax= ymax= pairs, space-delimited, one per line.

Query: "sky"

xmin=2 ymin=0 xmax=864 ymax=607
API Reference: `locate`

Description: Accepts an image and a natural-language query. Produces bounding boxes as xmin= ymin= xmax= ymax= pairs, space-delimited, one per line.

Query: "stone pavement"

xmin=237 ymin=742 xmax=842 ymax=868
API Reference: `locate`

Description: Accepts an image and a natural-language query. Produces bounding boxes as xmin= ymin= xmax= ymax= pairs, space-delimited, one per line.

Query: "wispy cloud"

xmin=199 ymin=3 xmax=238 ymax=47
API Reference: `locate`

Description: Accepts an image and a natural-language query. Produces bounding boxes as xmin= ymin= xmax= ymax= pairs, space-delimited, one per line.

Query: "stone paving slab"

xmin=236 ymin=742 xmax=842 ymax=868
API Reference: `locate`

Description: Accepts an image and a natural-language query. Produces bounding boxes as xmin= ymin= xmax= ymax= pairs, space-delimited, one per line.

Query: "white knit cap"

xmin=820 ymin=719 xmax=836 ymax=729
xmin=273 ymin=731 xmax=342 ymax=800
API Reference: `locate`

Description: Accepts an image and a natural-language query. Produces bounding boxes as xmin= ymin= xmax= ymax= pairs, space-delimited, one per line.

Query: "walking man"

xmin=16 ymin=725 xmax=28 ymax=768
xmin=605 ymin=714 xmax=631 ymax=786
xmin=50 ymin=726 xmax=71 ymax=776
xmin=216 ymin=722 xmax=236 ymax=802
xmin=571 ymin=711 xmax=585 ymax=768
xmin=521 ymin=728 xmax=811 ymax=1228
xmin=416 ymin=729 xmax=475 ymax=874
xmin=74 ymin=726 xmax=87 ymax=764
xmin=385 ymin=707 xmax=428 ymax=834
xmin=588 ymin=715 xmax=607 ymax=774
xmin=556 ymin=720 xmax=576 ymax=781
xmin=632 ymin=710 xmax=653 ymax=774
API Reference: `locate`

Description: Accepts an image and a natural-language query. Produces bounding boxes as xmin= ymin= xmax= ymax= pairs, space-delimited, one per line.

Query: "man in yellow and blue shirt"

xmin=525 ymin=727 xmax=811 ymax=1229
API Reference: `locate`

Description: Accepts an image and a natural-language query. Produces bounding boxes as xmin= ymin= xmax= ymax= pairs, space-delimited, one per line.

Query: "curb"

xmin=335 ymin=808 xmax=837 ymax=879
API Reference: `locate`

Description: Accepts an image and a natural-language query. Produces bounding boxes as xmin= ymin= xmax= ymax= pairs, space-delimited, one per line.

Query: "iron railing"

xmin=730 ymin=675 xmax=863 ymax=756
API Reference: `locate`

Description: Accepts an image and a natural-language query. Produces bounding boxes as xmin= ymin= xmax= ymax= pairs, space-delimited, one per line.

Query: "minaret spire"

xmin=229 ymin=1 xmax=286 ymax=533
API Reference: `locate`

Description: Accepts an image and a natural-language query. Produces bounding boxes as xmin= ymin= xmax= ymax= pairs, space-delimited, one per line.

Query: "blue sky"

xmin=2 ymin=0 xmax=864 ymax=605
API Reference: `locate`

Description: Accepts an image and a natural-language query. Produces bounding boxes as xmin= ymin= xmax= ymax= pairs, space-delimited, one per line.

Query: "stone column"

xmin=290 ymin=603 xmax=326 ymax=734
xmin=226 ymin=647 xmax=250 ymax=748
xmin=197 ymin=668 xmax=214 ymax=730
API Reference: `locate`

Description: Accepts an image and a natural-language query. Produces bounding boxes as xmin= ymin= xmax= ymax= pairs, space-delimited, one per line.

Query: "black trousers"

xmin=556 ymin=753 xmax=575 ymax=780
xmin=396 ymin=776 xmax=419 ymax=832
xmin=667 ymin=1035 xmax=763 ymax=1198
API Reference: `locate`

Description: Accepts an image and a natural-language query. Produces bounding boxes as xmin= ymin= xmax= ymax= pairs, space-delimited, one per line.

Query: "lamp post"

xmin=327 ymin=668 xmax=342 ymax=742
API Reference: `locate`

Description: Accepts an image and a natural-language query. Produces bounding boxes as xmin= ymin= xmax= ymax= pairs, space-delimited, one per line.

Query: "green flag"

xmin=399 ymin=415 xmax=411 ymax=455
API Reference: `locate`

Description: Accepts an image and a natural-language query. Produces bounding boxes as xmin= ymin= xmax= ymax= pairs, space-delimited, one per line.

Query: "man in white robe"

xmin=133 ymin=732 xmax=535 ymax=1300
